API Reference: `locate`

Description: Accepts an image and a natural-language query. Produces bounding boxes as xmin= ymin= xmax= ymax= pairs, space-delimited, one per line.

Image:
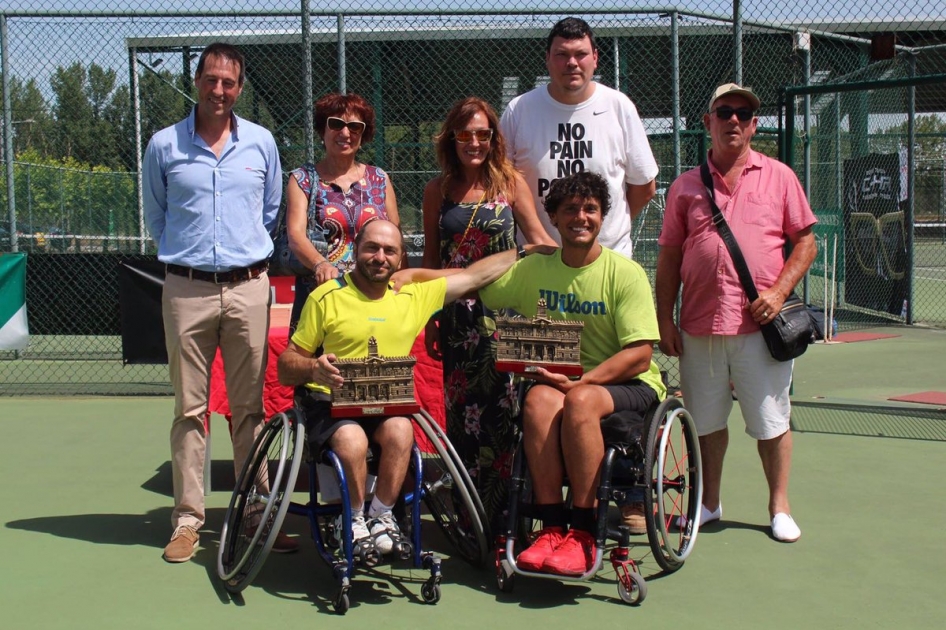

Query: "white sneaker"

xmin=676 ymin=503 xmax=722 ymax=530
xmin=771 ymin=513 xmax=801 ymax=542
xmin=351 ymin=514 xmax=371 ymax=545
xmin=332 ymin=514 xmax=371 ymax=548
xmin=368 ymin=510 xmax=400 ymax=554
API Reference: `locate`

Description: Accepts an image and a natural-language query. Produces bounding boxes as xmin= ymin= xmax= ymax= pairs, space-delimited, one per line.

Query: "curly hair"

xmin=434 ymin=97 xmax=518 ymax=202
xmin=543 ymin=171 xmax=611 ymax=219
xmin=314 ymin=92 xmax=376 ymax=144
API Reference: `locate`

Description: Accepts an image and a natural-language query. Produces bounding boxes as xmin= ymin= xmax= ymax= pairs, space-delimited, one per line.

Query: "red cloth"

xmin=208 ymin=327 xmax=446 ymax=437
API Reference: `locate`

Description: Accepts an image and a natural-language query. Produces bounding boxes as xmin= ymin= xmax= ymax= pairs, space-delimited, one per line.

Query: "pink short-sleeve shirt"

xmin=659 ymin=149 xmax=817 ymax=336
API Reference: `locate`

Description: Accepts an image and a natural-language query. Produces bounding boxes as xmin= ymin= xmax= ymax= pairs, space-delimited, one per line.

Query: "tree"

xmin=874 ymin=114 xmax=946 ymax=160
xmin=0 ymin=74 xmax=54 ymax=159
xmin=50 ymin=62 xmax=129 ymax=169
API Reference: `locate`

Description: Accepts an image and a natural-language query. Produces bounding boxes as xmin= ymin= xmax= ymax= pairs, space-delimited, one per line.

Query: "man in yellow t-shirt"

xmin=479 ymin=171 xmax=664 ymax=577
xmin=278 ymin=219 xmax=553 ymax=555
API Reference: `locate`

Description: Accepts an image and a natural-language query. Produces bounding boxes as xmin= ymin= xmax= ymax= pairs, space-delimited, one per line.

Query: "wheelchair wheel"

xmin=413 ymin=411 xmax=490 ymax=568
xmin=643 ymin=398 xmax=703 ymax=573
xmin=217 ymin=410 xmax=305 ymax=592
xmin=617 ymin=571 xmax=647 ymax=605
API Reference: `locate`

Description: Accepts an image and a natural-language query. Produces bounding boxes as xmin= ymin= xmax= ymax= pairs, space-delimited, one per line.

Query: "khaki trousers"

xmin=163 ymin=271 xmax=271 ymax=530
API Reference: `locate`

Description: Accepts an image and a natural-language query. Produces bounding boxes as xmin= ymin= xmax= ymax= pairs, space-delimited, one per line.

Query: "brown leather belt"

xmin=166 ymin=261 xmax=268 ymax=284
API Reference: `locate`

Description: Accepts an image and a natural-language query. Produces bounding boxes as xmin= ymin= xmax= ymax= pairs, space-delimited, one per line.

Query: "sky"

xmin=1 ymin=1 xmax=941 ymax=121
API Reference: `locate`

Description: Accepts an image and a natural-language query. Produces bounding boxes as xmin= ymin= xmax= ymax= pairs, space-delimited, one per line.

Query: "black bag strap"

xmin=303 ymin=162 xmax=321 ymax=228
xmin=699 ymin=162 xmax=760 ymax=303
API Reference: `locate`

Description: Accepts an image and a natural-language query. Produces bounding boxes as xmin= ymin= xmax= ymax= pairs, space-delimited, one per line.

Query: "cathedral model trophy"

xmin=494 ymin=299 xmax=584 ymax=377
xmin=330 ymin=336 xmax=421 ymax=418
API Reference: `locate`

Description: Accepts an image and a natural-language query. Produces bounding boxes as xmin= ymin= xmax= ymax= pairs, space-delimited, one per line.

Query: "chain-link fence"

xmin=783 ymin=51 xmax=946 ymax=331
xmin=2 ymin=2 xmax=945 ymax=394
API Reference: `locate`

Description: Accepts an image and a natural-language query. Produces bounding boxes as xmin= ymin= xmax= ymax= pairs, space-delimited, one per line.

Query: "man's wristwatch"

xmin=517 ymin=246 xmax=527 ymax=259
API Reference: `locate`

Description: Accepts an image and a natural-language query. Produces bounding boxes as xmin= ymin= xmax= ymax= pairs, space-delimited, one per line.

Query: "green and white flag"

xmin=0 ymin=253 xmax=29 ymax=350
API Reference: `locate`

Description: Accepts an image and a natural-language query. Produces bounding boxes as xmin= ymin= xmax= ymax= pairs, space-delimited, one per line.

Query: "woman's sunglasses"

xmin=712 ymin=106 xmax=755 ymax=122
xmin=454 ymin=129 xmax=493 ymax=144
xmin=326 ymin=117 xmax=366 ymax=134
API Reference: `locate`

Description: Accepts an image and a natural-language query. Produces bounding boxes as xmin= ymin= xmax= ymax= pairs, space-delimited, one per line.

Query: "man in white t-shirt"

xmin=500 ymin=16 xmax=659 ymax=259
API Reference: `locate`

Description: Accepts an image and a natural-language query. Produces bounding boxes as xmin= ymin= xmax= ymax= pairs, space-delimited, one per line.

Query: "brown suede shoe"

xmin=620 ymin=502 xmax=648 ymax=535
xmin=270 ymin=530 xmax=300 ymax=554
xmin=163 ymin=525 xmax=199 ymax=563
xmin=245 ymin=524 xmax=300 ymax=554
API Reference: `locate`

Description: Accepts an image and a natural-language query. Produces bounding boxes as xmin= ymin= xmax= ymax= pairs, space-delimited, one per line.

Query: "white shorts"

xmin=678 ymin=331 xmax=793 ymax=440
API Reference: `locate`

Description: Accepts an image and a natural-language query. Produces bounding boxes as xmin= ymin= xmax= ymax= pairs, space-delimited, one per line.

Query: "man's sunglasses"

xmin=712 ymin=106 xmax=755 ymax=122
xmin=326 ymin=117 xmax=366 ymax=134
xmin=454 ymin=129 xmax=493 ymax=143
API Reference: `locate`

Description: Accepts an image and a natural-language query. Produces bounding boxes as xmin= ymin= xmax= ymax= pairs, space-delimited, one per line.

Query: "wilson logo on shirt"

xmin=539 ymin=289 xmax=606 ymax=316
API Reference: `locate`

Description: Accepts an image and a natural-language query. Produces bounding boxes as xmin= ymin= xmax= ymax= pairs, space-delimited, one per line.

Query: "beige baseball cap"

xmin=708 ymin=83 xmax=760 ymax=111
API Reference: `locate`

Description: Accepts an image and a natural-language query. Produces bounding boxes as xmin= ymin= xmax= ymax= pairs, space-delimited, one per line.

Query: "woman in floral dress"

xmin=286 ymin=92 xmax=400 ymax=333
xmin=421 ymin=97 xmax=555 ymax=533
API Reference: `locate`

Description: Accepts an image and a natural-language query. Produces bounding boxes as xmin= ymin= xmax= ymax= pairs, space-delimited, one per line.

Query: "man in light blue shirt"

xmin=142 ymin=42 xmax=296 ymax=563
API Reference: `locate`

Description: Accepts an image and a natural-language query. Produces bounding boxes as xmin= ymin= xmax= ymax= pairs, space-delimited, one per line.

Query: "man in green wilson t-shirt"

xmin=278 ymin=219 xmax=555 ymax=556
xmin=479 ymin=171 xmax=665 ymax=577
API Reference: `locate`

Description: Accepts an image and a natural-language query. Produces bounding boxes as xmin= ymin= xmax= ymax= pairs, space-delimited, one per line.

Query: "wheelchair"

xmin=495 ymin=396 xmax=703 ymax=605
xmin=216 ymin=407 xmax=490 ymax=614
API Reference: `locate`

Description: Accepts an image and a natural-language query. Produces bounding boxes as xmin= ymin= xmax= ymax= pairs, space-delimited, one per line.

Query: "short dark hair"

xmin=314 ymin=92 xmax=377 ymax=144
xmin=546 ymin=17 xmax=597 ymax=53
xmin=195 ymin=43 xmax=245 ymax=85
xmin=543 ymin=171 xmax=611 ymax=218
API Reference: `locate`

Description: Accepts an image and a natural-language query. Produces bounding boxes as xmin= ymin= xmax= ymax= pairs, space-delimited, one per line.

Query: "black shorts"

xmin=295 ymin=388 xmax=386 ymax=453
xmin=602 ymin=380 xmax=659 ymax=415
xmin=600 ymin=380 xmax=660 ymax=445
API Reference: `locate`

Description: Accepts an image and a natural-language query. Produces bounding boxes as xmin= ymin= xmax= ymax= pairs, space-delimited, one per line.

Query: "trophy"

xmin=330 ymin=336 xmax=421 ymax=418
xmin=495 ymin=299 xmax=583 ymax=376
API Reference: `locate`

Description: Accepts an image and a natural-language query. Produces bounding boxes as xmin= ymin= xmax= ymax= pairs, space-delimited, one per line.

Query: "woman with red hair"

xmin=286 ymin=92 xmax=401 ymax=332
xmin=421 ymin=97 xmax=554 ymax=533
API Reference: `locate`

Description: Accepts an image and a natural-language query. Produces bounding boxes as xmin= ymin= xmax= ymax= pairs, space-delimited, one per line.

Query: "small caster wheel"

xmin=359 ymin=546 xmax=382 ymax=567
xmin=333 ymin=591 xmax=350 ymax=614
xmin=421 ymin=581 xmax=441 ymax=604
xmin=496 ymin=563 xmax=514 ymax=593
xmin=395 ymin=540 xmax=413 ymax=561
xmin=617 ymin=572 xmax=647 ymax=605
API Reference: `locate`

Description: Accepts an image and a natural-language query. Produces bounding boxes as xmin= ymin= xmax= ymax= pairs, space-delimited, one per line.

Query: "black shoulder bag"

xmin=699 ymin=162 xmax=812 ymax=362
xmin=270 ymin=163 xmax=328 ymax=276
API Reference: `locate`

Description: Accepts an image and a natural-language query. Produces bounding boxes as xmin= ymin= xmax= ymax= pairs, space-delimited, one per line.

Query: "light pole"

xmin=2 ymin=118 xmax=36 ymax=252
xmin=0 ymin=118 xmax=35 ymax=162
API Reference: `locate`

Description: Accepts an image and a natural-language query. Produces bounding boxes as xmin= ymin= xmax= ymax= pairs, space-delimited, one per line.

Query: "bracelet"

xmin=314 ymin=260 xmax=332 ymax=272
xmin=517 ymin=246 xmax=527 ymax=259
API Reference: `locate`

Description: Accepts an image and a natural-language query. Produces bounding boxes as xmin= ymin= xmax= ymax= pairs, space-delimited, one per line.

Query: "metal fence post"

xmin=671 ymin=11 xmax=681 ymax=179
xmin=302 ymin=0 xmax=314 ymax=165
xmin=1 ymin=14 xmax=17 ymax=252
xmin=733 ymin=0 xmax=742 ymax=84
xmin=337 ymin=13 xmax=346 ymax=95
xmin=131 ymin=47 xmax=145 ymax=254
xmin=906 ymin=52 xmax=916 ymax=325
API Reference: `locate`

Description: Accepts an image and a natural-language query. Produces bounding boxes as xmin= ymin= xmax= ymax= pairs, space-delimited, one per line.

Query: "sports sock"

xmin=571 ymin=507 xmax=595 ymax=534
xmin=536 ymin=503 xmax=566 ymax=529
xmin=368 ymin=496 xmax=394 ymax=519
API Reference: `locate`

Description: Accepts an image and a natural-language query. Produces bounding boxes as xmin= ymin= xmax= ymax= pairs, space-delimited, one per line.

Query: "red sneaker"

xmin=542 ymin=529 xmax=595 ymax=576
xmin=515 ymin=526 xmax=565 ymax=572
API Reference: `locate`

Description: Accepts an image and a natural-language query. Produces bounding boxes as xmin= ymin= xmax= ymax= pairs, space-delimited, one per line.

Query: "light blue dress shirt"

xmin=142 ymin=108 xmax=282 ymax=271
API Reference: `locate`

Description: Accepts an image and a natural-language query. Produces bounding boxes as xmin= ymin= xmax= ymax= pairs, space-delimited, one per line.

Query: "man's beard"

xmin=356 ymin=258 xmax=393 ymax=285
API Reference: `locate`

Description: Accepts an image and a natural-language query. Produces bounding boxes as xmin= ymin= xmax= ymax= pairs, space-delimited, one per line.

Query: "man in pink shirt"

xmin=655 ymin=83 xmax=817 ymax=543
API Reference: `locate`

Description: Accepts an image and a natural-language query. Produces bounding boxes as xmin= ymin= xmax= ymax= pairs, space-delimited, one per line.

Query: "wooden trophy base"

xmin=495 ymin=361 xmax=583 ymax=377
xmin=330 ymin=403 xmax=421 ymax=419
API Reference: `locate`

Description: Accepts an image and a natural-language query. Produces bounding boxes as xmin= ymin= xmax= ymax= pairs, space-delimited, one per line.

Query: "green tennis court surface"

xmin=2 ymin=327 xmax=945 ymax=628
